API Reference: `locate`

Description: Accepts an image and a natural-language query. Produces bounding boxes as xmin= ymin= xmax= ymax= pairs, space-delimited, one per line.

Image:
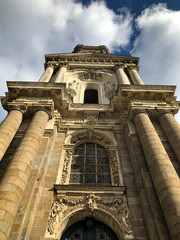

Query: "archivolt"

xmin=64 ymin=129 xmax=117 ymax=149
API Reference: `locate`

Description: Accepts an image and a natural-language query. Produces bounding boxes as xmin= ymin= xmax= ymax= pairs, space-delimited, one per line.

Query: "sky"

xmin=0 ymin=0 xmax=180 ymax=122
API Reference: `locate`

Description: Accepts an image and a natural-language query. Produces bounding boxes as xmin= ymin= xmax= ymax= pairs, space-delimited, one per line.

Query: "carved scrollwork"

xmin=47 ymin=193 xmax=134 ymax=239
xmin=61 ymin=149 xmax=73 ymax=184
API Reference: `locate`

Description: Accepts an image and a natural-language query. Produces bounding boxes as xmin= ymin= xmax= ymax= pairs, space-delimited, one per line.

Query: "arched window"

xmin=84 ymin=89 xmax=98 ymax=104
xmin=61 ymin=218 xmax=118 ymax=240
xmin=70 ymin=143 xmax=111 ymax=185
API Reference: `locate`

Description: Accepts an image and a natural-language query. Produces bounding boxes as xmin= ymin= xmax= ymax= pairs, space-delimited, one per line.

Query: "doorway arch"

xmin=61 ymin=217 xmax=118 ymax=240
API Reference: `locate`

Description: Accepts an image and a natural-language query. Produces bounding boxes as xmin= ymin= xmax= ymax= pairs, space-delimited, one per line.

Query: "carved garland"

xmin=61 ymin=149 xmax=72 ymax=184
xmin=47 ymin=194 xmax=134 ymax=239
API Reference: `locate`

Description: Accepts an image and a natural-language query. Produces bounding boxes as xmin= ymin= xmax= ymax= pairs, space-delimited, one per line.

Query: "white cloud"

xmin=131 ymin=4 xmax=180 ymax=121
xmin=0 ymin=0 xmax=133 ymax=121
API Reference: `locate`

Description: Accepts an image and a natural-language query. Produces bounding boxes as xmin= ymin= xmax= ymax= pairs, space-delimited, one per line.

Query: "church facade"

xmin=0 ymin=45 xmax=180 ymax=240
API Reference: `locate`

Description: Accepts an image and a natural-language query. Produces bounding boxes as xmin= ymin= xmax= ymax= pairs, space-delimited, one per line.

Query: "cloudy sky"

xmin=0 ymin=0 xmax=180 ymax=122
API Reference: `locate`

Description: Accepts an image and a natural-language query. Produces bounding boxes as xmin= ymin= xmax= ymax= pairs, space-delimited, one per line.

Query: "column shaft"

xmin=38 ymin=66 xmax=54 ymax=82
xmin=54 ymin=66 xmax=66 ymax=83
xmin=134 ymin=112 xmax=180 ymax=240
xmin=116 ymin=67 xmax=130 ymax=84
xmin=160 ymin=113 xmax=180 ymax=163
xmin=0 ymin=110 xmax=23 ymax=161
xmin=0 ymin=110 xmax=49 ymax=240
xmin=129 ymin=68 xmax=144 ymax=85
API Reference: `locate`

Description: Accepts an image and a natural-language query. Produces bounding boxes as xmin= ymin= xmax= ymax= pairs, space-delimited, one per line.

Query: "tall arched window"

xmin=70 ymin=143 xmax=111 ymax=185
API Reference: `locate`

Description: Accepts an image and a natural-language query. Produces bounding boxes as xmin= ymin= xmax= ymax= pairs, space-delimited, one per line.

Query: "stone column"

xmin=115 ymin=64 xmax=130 ymax=84
xmin=54 ymin=64 xmax=67 ymax=83
xmin=127 ymin=66 xmax=144 ymax=85
xmin=0 ymin=109 xmax=23 ymax=161
xmin=0 ymin=110 xmax=49 ymax=240
xmin=133 ymin=110 xmax=180 ymax=239
xmin=159 ymin=111 xmax=180 ymax=163
xmin=38 ymin=64 xmax=54 ymax=82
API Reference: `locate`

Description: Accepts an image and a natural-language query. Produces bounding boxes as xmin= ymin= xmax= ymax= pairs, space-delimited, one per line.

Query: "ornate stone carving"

xmin=47 ymin=191 xmax=133 ymax=239
xmin=66 ymin=80 xmax=79 ymax=97
xmin=78 ymin=70 xmax=103 ymax=81
xmin=109 ymin=150 xmax=120 ymax=185
xmin=104 ymin=82 xmax=116 ymax=99
xmin=71 ymin=129 xmax=112 ymax=146
xmin=83 ymin=114 xmax=98 ymax=125
xmin=61 ymin=150 xmax=73 ymax=184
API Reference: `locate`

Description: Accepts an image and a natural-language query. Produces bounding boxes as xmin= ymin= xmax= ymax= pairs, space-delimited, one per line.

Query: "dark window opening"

xmin=84 ymin=89 xmax=98 ymax=104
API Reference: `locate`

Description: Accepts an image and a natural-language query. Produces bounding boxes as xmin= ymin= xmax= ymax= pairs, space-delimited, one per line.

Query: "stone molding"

xmin=46 ymin=185 xmax=134 ymax=240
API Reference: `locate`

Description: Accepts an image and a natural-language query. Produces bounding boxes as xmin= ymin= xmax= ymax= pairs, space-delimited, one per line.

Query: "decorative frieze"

xmin=46 ymin=185 xmax=134 ymax=239
xmin=78 ymin=70 xmax=103 ymax=81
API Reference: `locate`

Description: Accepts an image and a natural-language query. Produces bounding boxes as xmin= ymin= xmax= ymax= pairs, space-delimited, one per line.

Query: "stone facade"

xmin=0 ymin=45 xmax=180 ymax=239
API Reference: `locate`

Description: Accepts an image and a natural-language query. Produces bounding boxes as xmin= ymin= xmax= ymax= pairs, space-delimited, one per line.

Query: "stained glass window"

xmin=69 ymin=143 xmax=111 ymax=185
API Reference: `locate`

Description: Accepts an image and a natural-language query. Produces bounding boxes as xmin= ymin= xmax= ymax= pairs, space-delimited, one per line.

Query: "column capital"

xmin=126 ymin=65 xmax=139 ymax=72
xmin=114 ymin=63 xmax=127 ymax=70
xmin=156 ymin=108 xmax=175 ymax=117
xmin=33 ymin=105 xmax=53 ymax=120
xmin=129 ymin=107 xmax=149 ymax=121
xmin=58 ymin=60 xmax=69 ymax=68
xmin=46 ymin=62 xmax=55 ymax=69
xmin=5 ymin=103 xmax=27 ymax=114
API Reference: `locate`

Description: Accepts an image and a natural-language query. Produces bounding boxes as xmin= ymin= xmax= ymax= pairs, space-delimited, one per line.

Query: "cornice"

xmin=44 ymin=54 xmax=139 ymax=69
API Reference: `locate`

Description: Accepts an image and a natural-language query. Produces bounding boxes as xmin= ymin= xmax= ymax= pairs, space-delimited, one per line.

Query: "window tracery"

xmin=69 ymin=143 xmax=111 ymax=185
